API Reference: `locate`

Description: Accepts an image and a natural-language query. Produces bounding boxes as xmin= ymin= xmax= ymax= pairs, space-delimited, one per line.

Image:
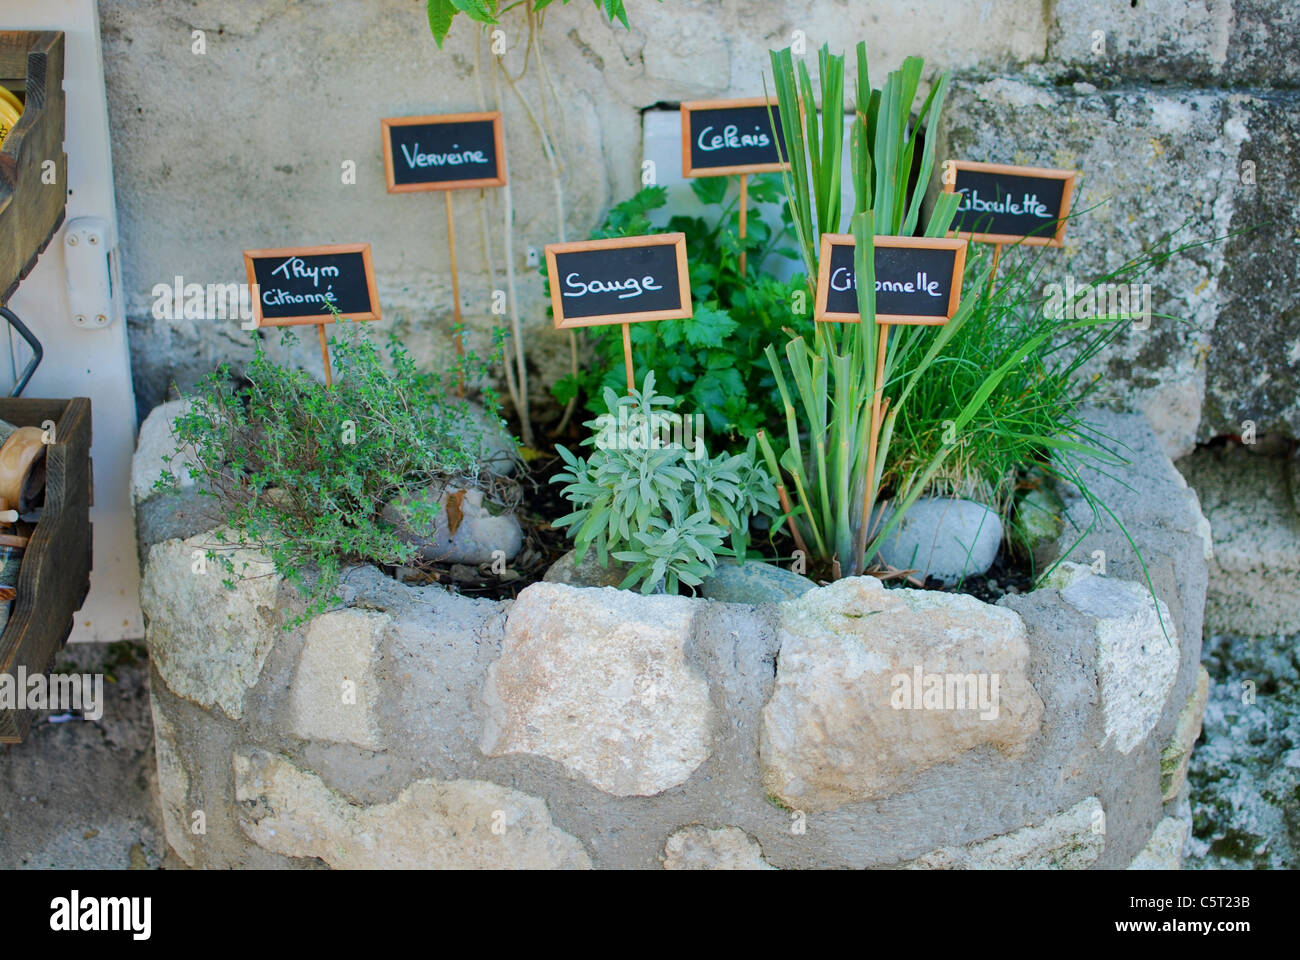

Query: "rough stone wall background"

xmin=938 ymin=0 xmax=1299 ymax=454
xmin=101 ymin=1 xmax=1297 ymax=447
xmin=97 ymin=0 xmax=1037 ymax=417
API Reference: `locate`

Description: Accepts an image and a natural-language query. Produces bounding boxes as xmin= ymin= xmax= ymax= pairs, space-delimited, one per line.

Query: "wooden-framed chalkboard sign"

xmin=815 ymin=234 xmax=967 ymax=325
xmin=680 ymin=97 xmax=789 ymax=178
xmin=243 ymin=243 xmax=381 ymax=327
xmin=381 ymin=111 xmax=506 ymax=193
xmin=942 ymin=160 xmax=1076 ymax=247
xmin=545 ymin=233 xmax=692 ymax=329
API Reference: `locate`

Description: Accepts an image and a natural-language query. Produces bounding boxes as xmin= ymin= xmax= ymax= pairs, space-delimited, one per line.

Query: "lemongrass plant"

xmin=759 ymin=43 xmax=995 ymax=577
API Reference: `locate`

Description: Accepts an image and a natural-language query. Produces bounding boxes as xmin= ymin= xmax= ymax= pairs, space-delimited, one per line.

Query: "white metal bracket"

xmin=64 ymin=216 xmax=117 ymax=328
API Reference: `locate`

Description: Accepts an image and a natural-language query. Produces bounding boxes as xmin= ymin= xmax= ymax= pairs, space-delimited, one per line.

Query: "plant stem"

xmin=490 ymin=47 xmax=534 ymax=447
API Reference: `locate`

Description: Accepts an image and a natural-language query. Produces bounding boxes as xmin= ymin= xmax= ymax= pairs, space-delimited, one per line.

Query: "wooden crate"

xmin=0 ymin=397 xmax=92 ymax=743
xmin=0 ymin=31 xmax=67 ymax=304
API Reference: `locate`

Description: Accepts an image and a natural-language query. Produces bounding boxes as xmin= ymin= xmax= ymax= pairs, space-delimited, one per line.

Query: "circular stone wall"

xmin=133 ymin=406 xmax=1212 ymax=869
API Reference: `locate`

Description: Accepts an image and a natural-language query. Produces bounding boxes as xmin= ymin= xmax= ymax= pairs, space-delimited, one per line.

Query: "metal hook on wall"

xmin=0 ymin=306 xmax=44 ymax=398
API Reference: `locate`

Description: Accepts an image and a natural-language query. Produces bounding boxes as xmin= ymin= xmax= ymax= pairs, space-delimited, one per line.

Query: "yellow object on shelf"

xmin=0 ymin=85 xmax=22 ymax=149
xmin=0 ymin=84 xmax=21 ymax=115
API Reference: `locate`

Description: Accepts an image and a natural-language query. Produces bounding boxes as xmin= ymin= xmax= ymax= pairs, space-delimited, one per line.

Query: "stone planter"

xmin=133 ymin=407 xmax=1214 ymax=869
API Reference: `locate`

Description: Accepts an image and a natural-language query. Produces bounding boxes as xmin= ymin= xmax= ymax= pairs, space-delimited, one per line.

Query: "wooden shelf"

xmin=0 ymin=397 xmax=91 ymax=743
xmin=0 ymin=31 xmax=66 ymax=305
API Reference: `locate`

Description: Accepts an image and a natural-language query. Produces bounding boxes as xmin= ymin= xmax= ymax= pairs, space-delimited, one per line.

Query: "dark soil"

xmin=398 ymin=403 xmax=1041 ymax=604
xmin=926 ymin=550 xmax=1037 ymax=604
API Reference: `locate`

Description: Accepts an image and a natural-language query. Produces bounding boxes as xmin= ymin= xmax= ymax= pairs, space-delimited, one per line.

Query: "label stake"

xmin=738 ymin=172 xmax=749 ymax=276
xmin=444 ymin=190 xmax=465 ymax=396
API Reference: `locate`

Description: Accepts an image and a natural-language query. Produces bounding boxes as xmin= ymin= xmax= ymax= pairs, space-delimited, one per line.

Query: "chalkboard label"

xmin=545 ymin=234 xmax=692 ymax=328
xmin=815 ymin=234 xmax=967 ymax=325
xmin=381 ymin=112 xmax=506 ymax=193
xmin=680 ymin=98 xmax=790 ymax=177
xmin=943 ymin=160 xmax=1076 ymax=247
xmin=243 ymin=243 xmax=381 ymax=326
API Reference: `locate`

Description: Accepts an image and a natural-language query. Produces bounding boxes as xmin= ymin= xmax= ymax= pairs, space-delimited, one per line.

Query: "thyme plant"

xmin=159 ymin=322 xmax=507 ymax=624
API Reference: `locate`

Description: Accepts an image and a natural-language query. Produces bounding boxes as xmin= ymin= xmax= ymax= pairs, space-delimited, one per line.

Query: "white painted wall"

xmin=3 ymin=0 xmax=142 ymax=642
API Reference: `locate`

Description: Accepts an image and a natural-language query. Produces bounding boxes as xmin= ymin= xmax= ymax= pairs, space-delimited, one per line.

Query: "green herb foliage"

xmin=550 ymin=178 xmax=808 ymax=446
xmin=158 ymin=322 xmax=505 ymax=624
xmin=551 ymin=372 xmax=779 ymax=593
xmin=890 ymin=222 xmax=1219 ymax=567
xmin=760 ymin=42 xmax=978 ymax=575
xmin=427 ymin=0 xmax=655 ymax=49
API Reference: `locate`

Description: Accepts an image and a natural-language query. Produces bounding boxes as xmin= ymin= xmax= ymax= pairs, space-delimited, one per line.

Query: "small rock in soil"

xmin=543 ymin=549 xmax=630 ymax=588
xmin=383 ymin=484 xmax=522 ymax=565
xmin=698 ymin=558 xmax=816 ymax=604
xmin=454 ymin=400 xmax=520 ymax=477
xmin=875 ymin=497 xmax=1003 ymax=586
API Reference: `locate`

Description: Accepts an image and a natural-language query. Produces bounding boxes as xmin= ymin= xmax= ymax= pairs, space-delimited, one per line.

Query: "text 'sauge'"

xmin=563 ymin=272 xmax=664 ymax=300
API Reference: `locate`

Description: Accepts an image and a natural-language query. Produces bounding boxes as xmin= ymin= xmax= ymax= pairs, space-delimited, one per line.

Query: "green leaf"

xmin=427 ymin=0 xmax=458 ymax=46
xmin=551 ymin=373 xmax=581 ymax=405
xmin=683 ymin=304 xmax=738 ymax=348
xmin=450 ymin=0 xmax=498 ymax=23
xmin=690 ymin=176 xmax=730 ymax=208
xmin=426 ymin=0 xmax=457 ymax=46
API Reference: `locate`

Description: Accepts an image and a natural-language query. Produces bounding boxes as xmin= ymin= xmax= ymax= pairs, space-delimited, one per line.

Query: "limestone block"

xmin=1202 ymin=93 xmax=1300 ymax=439
xmin=1223 ymin=0 xmax=1300 ymax=85
xmin=906 ymin=797 xmax=1105 ymax=869
xmin=760 ymin=577 xmax=1044 ymax=812
xmin=150 ymin=698 xmax=194 ymax=866
xmin=480 ymin=583 xmax=711 ymax=797
xmin=1179 ymin=445 xmax=1300 ymax=636
xmin=1048 ymin=1 xmax=1231 ymax=81
xmin=1161 ymin=665 xmax=1211 ymax=802
xmin=1127 ymin=815 xmax=1189 ymax=870
xmin=289 ymin=610 xmax=389 ymax=749
xmin=662 ymin=825 xmax=774 ymax=871
xmin=234 ymin=749 xmax=590 ymax=869
xmin=131 ymin=398 xmax=194 ymax=503
xmin=1035 ymin=561 xmax=1096 ymax=593
xmin=140 ymin=531 xmax=281 ymax=720
xmin=1061 ymin=575 xmax=1180 ymax=754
